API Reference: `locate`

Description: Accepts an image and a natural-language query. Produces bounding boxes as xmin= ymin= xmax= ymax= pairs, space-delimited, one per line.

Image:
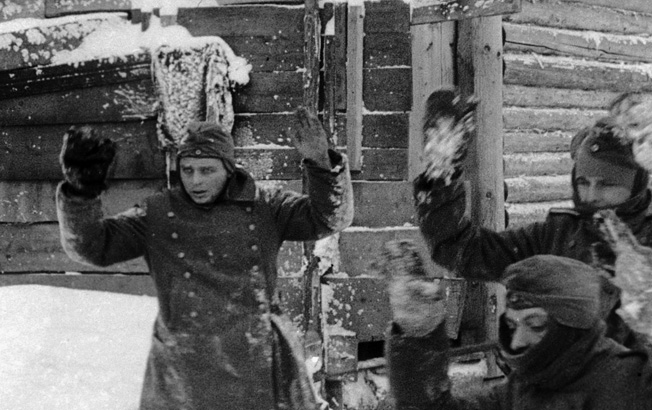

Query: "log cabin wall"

xmin=502 ymin=0 xmax=652 ymax=228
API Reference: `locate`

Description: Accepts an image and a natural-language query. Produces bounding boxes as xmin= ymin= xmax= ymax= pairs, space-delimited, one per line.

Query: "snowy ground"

xmin=0 ymin=285 xmax=158 ymax=410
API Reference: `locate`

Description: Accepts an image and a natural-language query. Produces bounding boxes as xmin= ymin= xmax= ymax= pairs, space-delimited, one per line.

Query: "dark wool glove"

xmin=287 ymin=106 xmax=332 ymax=170
xmin=381 ymin=239 xmax=447 ymax=338
xmin=421 ymin=88 xmax=477 ymax=185
xmin=60 ymin=126 xmax=116 ymax=197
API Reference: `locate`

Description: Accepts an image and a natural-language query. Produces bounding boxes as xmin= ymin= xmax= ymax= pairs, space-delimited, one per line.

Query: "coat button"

xmin=188 ymin=291 xmax=195 ymax=297
xmin=189 ymin=311 xmax=198 ymax=318
xmin=246 ymin=207 xmax=252 ymax=213
xmin=171 ymin=232 xmax=178 ymax=239
xmin=252 ymin=265 xmax=260 ymax=272
xmin=178 ymin=252 xmax=185 ymax=259
xmin=251 ymin=245 xmax=259 ymax=252
xmin=195 ymin=149 xmax=202 ymax=155
xmin=249 ymin=224 xmax=256 ymax=231
xmin=184 ymin=272 xmax=191 ymax=279
xmin=167 ymin=212 xmax=175 ymax=218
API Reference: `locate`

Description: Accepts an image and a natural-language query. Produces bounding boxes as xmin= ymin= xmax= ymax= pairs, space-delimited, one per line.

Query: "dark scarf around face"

xmin=499 ymin=315 xmax=605 ymax=390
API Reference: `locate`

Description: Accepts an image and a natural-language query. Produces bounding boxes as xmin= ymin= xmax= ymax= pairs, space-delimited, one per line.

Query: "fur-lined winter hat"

xmin=503 ymin=255 xmax=600 ymax=329
xmin=571 ymin=117 xmax=640 ymax=189
xmin=177 ymin=121 xmax=236 ymax=172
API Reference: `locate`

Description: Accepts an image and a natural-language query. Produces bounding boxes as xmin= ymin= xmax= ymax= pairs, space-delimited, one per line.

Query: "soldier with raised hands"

xmin=413 ymin=87 xmax=652 ymax=353
xmin=56 ymin=107 xmax=353 ymax=410
xmin=382 ymin=242 xmax=652 ymax=410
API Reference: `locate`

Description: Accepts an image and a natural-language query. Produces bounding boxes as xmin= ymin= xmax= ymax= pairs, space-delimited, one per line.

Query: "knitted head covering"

xmin=503 ymin=255 xmax=600 ymax=329
xmin=571 ymin=117 xmax=640 ymax=190
xmin=177 ymin=121 xmax=236 ymax=173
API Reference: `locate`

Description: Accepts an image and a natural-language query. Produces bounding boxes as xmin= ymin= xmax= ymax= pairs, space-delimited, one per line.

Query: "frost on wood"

xmin=595 ymin=209 xmax=652 ymax=343
xmin=609 ymin=92 xmax=652 ymax=173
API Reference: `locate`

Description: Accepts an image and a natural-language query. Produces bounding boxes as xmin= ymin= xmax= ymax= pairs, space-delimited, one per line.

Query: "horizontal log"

xmin=0 ymin=121 xmax=166 ymax=180
xmin=506 ymin=200 xmax=573 ymax=229
xmin=571 ymin=0 xmax=652 ymax=13
xmin=506 ymin=175 xmax=571 ymax=203
xmin=364 ymin=32 xmax=411 ymax=69
xmin=504 ymin=84 xmax=620 ymax=109
xmin=334 ymin=112 xmax=409 ymax=148
xmin=504 ymin=22 xmax=652 ymax=63
xmin=0 ymin=222 xmax=304 ymax=275
xmin=505 ymin=0 xmax=652 ymax=35
xmin=504 ymin=152 xmax=573 ymax=178
xmin=412 ymin=0 xmax=521 ymax=25
xmin=363 ymin=0 xmax=410 ymax=34
xmin=504 ymin=54 xmax=652 ymax=92
xmin=44 ymin=0 xmax=129 ymax=17
xmin=363 ymin=67 xmax=411 ymax=112
xmin=504 ymin=106 xmax=605 ymax=131
xmin=504 ymin=130 xmax=573 ymax=154
xmin=0 ymin=0 xmax=45 ymax=21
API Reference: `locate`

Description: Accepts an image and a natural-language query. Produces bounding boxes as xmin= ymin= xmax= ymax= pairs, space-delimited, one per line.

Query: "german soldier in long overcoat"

xmin=56 ymin=108 xmax=354 ymax=409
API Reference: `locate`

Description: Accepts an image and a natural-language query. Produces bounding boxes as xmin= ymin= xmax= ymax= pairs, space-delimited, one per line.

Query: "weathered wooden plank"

xmin=504 ymin=107 xmax=605 ymax=131
xmin=363 ymin=67 xmax=411 ymax=112
xmin=351 ymin=181 xmax=414 ymax=227
xmin=44 ymin=0 xmax=129 ymax=17
xmin=409 ymin=21 xmax=455 ymax=180
xmin=0 ymin=180 xmax=166 ymax=223
xmin=504 ymin=85 xmax=619 ymax=109
xmin=504 ymin=152 xmax=573 ymax=178
xmin=0 ymin=54 xmax=151 ymax=100
xmin=506 ymin=175 xmax=571 ymax=203
xmin=364 ymin=32 xmax=411 ymax=69
xmin=505 ymin=0 xmax=652 ymax=35
xmin=0 ymin=121 xmax=166 ymax=180
xmin=504 ymin=130 xmax=573 ymax=154
xmin=572 ymin=0 xmax=652 ymax=14
xmin=504 ymin=22 xmax=652 ymax=63
xmin=0 ymin=0 xmax=45 ymax=21
xmin=347 ymin=3 xmax=365 ymax=170
xmin=0 ymin=222 xmax=305 ymax=275
xmin=504 ymin=54 xmax=652 ymax=92
xmin=411 ymin=0 xmax=521 ymax=25
xmin=506 ymin=200 xmax=573 ymax=229
xmin=0 ymin=70 xmax=303 ymax=123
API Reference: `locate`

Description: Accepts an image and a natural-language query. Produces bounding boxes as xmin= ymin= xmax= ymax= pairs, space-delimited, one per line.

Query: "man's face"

xmin=575 ymin=175 xmax=632 ymax=209
xmin=179 ymin=157 xmax=229 ymax=205
xmin=504 ymin=307 xmax=549 ymax=353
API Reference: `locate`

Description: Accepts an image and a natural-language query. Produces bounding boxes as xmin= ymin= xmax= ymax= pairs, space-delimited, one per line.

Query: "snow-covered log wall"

xmin=503 ymin=0 xmax=652 ymax=227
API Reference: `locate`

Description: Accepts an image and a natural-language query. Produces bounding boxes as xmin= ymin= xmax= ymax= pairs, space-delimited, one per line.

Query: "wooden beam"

xmin=408 ymin=21 xmax=455 ymax=180
xmin=44 ymin=0 xmax=129 ymax=17
xmin=411 ymin=0 xmax=521 ymax=25
xmin=346 ymin=3 xmax=365 ymax=171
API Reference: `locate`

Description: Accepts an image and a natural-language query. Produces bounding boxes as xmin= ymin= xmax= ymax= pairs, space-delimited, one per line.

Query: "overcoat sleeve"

xmin=386 ymin=322 xmax=502 ymax=410
xmin=265 ymin=149 xmax=354 ymax=241
xmin=414 ymin=174 xmax=555 ymax=281
xmin=56 ymin=182 xmax=147 ymax=267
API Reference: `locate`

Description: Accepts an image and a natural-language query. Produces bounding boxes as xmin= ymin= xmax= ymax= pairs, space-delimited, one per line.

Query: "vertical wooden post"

xmin=408 ymin=22 xmax=455 ymax=180
xmin=457 ymin=15 xmax=505 ymax=377
xmin=346 ymin=3 xmax=364 ymax=171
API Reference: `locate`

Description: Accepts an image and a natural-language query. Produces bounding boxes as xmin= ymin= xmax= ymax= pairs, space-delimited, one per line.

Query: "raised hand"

xmin=380 ymin=239 xmax=447 ymax=337
xmin=421 ymin=88 xmax=477 ymax=185
xmin=594 ymin=209 xmax=652 ymax=340
xmin=59 ymin=126 xmax=117 ymax=197
xmin=287 ymin=106 xmax=332 ymax=169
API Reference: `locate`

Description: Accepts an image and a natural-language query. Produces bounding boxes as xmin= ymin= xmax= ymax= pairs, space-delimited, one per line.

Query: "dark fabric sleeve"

xmin=56 ymin=181 xmax=147 ymax=267
xmin=414 ymin=174 xmax=553 ymax=281
xmin=386 ymin=322 xmax=502 ymax=410
xmin=266 ymin=150 xmax=354 ymax=242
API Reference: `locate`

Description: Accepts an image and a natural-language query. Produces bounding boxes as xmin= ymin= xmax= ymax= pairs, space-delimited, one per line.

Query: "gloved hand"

xmin=59 ymin=126 xmax=117 ymax=197
xmin=381 ymin=239 xmax=447 ymax=338
xmin=421 ymin=88 xmax=477 ymax=185
xmin=288 ymin=106 xmax=332 ymax=170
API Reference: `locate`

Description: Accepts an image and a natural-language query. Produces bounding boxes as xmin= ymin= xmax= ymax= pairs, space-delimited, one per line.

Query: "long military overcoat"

xmin=56 ymin=152 xmax=354 ymax=410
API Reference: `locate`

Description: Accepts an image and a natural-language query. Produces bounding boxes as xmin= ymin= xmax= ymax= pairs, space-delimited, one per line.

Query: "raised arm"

xmin=267 ymin=107 xmax=354 ymax=241
xmin=56 ymin=126 xmax=146 ymax=267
